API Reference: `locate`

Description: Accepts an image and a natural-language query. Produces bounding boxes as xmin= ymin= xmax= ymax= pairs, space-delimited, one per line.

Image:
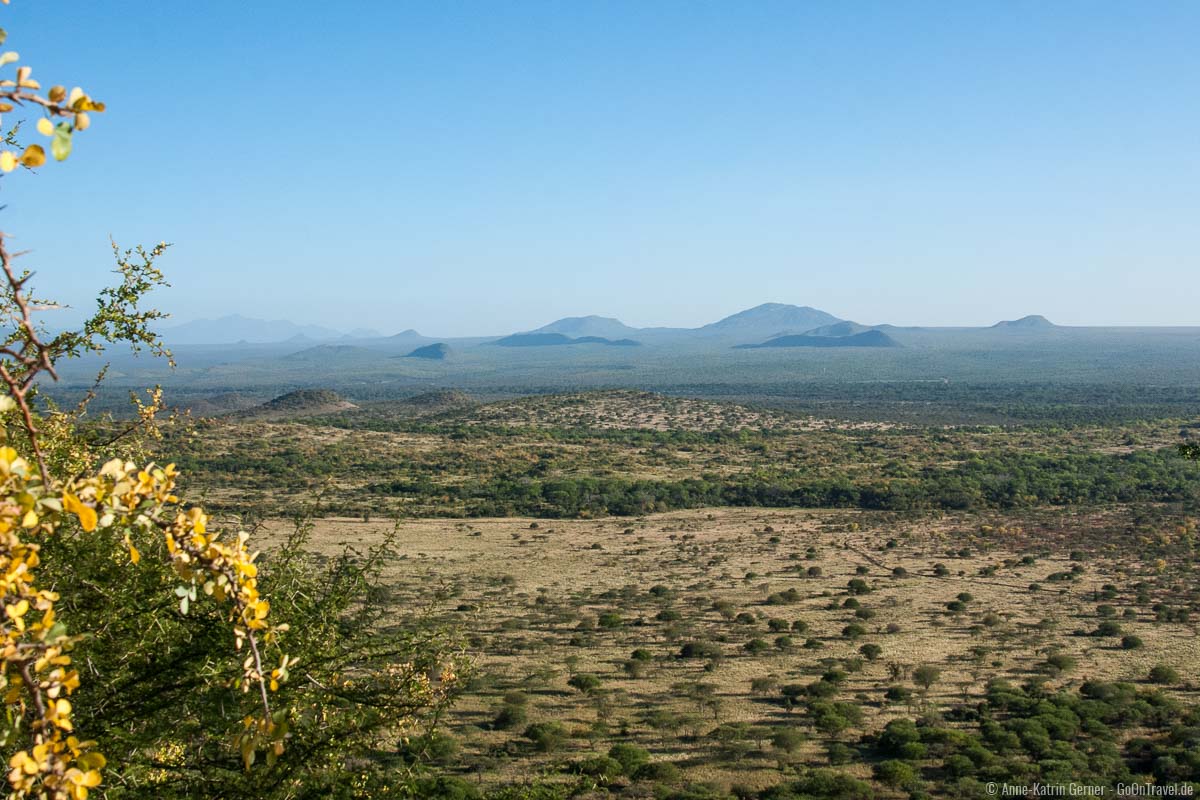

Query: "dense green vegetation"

xmin=363 ymin=447 xmax=1200 ymax=518
xmin=157 ymin=392 xmax=1200 ymax=518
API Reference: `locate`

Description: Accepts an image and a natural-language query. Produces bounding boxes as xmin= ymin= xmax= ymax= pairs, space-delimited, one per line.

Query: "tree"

xmin=912 ymin=664 xmax=941 ymax=692
xmin=859 ymin=643 xmax=883 ymax=661
xmin=0 ymin=11 xmax=462 ymax=798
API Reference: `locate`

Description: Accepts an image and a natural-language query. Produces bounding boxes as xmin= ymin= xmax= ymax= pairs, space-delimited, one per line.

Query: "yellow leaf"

xmin=48 ymin=84 xmax=66 ymax=103
xmin=128 ymin=545 xmax=140 ymax=564
xmin=74 ymin=112 xmax=90 ymax=131
xmin=63 ymin=492 xmax=97 ymax=531
xmin=18 ymin=144 xmax=45 ymax=168
xmin=0 ymin=52 xmax=17 ymax=67
xmin=36 ymin=117 xmax=53 ymax=136
xmin=20 ymin=509 xmax=37 ymax=528
xmin=77 ymin=752 xmax=105 ymax=770
xmin=0 ymin=151 xmax=14 ymax=172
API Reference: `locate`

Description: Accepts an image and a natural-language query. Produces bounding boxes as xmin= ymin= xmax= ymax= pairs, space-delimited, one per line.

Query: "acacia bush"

xmin=0 ymin=12 xmax=463 ymax=797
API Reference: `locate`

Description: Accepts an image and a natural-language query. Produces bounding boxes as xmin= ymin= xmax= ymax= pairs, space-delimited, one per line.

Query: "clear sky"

xmin=3 ymin=1 xmax=1198 ymax=336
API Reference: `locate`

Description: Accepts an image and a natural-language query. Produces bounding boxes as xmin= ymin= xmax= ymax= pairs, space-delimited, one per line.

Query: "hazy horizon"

xmin=153 ymin=305 xmax=1198 ymax=343
xmin=7 ymin=0 xmax=1199 ymax=336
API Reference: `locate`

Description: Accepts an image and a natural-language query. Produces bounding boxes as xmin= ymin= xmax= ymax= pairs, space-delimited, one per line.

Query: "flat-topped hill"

xmin=240 ymin=389 xmax=358 ymax=420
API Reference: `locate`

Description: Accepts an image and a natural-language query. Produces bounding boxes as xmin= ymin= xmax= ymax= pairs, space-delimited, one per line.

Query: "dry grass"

xmin=256 ymin=506 xmax=1199 ymax=792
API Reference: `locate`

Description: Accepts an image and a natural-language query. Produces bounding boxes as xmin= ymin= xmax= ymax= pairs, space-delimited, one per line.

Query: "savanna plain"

xmin=147 ymin=385 xmax=1200 ymax=799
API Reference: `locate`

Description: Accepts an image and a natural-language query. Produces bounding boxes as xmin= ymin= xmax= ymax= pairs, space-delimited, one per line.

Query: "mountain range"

xmin=160 ymin=304 xmax=1058 ymax=347
xmin=161 ymin=314 xmax=383 ymax=345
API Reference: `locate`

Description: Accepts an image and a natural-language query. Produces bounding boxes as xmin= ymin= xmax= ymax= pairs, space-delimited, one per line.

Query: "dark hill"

xmin=531 ymin=315 xmax=640 ymax=339
xmin=735 ymin=330 xmax=900 ymax=349
xmin=184 ymin=393 xmax=259 ymax=418
xmin=405 ymin=343 xmax=452 ymax=360
xmin=573 ymin=336 xmax=641 ymax=346
xmin=241 ymin=389 xmax=358 ymax=420
xmin=494 ymin=333 xmax=641 ymax=347
xmin=283 ymin=344 xmax=371 ymax=361
xmin=799 ymin=321 xmax=872 ymax=337
xmin=699 ymin=303 xmax=843 ymax=339
xmin=992 ymin=315 xmax=1056 ymax=330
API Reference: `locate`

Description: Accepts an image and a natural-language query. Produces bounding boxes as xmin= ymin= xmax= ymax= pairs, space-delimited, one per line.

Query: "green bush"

xmin=1147 ymin=665 xmax=1180 ymax=684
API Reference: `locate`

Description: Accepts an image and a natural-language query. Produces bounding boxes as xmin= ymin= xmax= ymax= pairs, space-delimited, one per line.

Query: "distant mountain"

xmin=240 ymin=389 xmax=358 ymax=420
xmin=531 ymin=315 xmax=641 ymax=339
xmin=405 ymin=343 xmax=452 ymax=360
xmin=798 ymin=321 xmax=873 ymax=337
xmin=345 ymin=328 xmax=383 ymax=339
xmin=163 ymin=314 xmax=343 ymax=345
xmin=283 ymin=344 xmax=372 ymax=361
xmin=494 ymin=333 xmax=641 ymax=348
xmin=573 ymin=336 xmax=641 ymax=346
xmin=698 ymin=303 xmax=843 ymax=340
xmin=181 ymin=392 xmax=260 ymax=418
xmin=735 ymin=330 xmax=900 ymax=349
xmin=992 ymin=315 xmax=1056 ymax=330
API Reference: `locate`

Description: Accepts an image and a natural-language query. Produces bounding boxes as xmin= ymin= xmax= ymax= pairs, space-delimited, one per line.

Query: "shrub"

xmin=874 ymin=759 xmax=918 ymax=788
xmin=1043 ymin=653 xmax=1077 ymax=674
xmin=875 ymin=718 xmax=918 ymax=752
xmin=408 ymin=776 xmax=481 ymax=800
xmin=679 ymin=641 xmax=722 ymax=660
xmin=847 ymin=578 xmax=872 ymax=595
xmin=750 ymin=676 xmax=779 ymax=694
xmin=568 ymin=673 xmax=603 ymax=693
xmin=631 ymin=761 xmax=681 ymax=782
xmin=771 ymin=728 xmax=805 ymax=754
xmin=598 ymin=611 xmax=623 ymax=629
xmin=608 ymin=743 xmax=650 ymax=773
xmin=493 ymin=704 xmax=528 ymax=730
xmin=398 ymin=731 xmax=460 ymax=766
xmin=524 ymin=722 xmax=568 ymax=752
xmin=1148 ymin=665 xmax=1180 ymax=684
xmin=575 ymin=756 xmax=623 ymax=782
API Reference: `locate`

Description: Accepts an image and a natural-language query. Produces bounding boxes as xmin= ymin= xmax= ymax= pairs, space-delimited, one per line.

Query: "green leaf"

xmin=51 ymin=123 xmax=72 ymax=162
xmin=0 ymin=29 xmax=8 ymax=47
xmin=46 ymin=621 xmax=68 ymax=642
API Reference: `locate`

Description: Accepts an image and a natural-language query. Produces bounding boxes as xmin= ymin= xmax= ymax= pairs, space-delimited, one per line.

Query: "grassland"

xmin=253 ymin=505 xmax=1198 ymax=796
xmin=152 ymin=388 xmax=1200 ymax=797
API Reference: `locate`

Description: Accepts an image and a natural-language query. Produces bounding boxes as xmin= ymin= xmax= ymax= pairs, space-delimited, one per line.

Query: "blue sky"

xmin=3 ymin=1 xmax=1198 ymax=335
